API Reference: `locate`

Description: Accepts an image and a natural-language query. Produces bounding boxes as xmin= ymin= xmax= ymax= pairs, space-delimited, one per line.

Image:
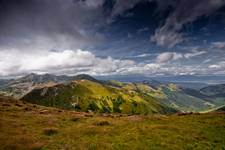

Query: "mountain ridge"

xmin=0 ymin=73 xmax=225 ymax=114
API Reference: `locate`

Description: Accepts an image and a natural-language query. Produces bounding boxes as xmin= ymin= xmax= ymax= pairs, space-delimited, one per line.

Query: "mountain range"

xmin=0 ymin=73 xmax=224 ymax=114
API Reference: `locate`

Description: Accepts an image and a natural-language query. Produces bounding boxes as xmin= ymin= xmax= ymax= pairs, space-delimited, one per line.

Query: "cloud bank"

xmin=0 ymin=49 xmax=135 ymax=77
xmin=156 ymin=50 xmax=206 ymax=63
xmin=0 ymin=49 xmax=224 ymax=77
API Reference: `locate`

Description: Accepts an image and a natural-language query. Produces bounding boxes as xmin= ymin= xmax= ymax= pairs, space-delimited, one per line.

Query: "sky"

xmin=0 ymin=0 xmax=225 ymax=77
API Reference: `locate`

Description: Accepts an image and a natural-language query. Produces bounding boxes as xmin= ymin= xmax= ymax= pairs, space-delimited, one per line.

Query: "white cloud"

xmin=156 ymin=52 xmax=183 ymax=63
xmin=0 ymin=49 xmax=135 ymax=76
xmin=184 ymin=50 xmax=206 ymax=59
xmin=203 ymin=59 xmax=211 ymax=63
xmin=208 ymin=64 xmax=221 ymax=69
xmin=0 ymin=48 xmax=223 ymax=77
xmin=135 ymin=53 xmax=152 ymax=58
xmin=156 ymin=50 xmax=206 ymax=63
xmin=0 ymin=49 xmax=186 ymax=77
xmin=150 ymin=28 xmax=185 ymax=48
xmin=212 ymin=41 xmax=225 ymax=49
xmin=208 ymin=61 xmax=225 ymax=70
xmin=156 ymin=52 xmax=175 ymax=63
xmin=137 ymin=27 xmax=149 ymax=34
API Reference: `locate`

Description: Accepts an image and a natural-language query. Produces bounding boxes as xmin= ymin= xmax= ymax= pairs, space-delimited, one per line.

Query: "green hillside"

xmin=21 ymin=78 xmax=223 ymax=114
xmin=21 ymin=80 xmax=176 ymax=114
xmin=1 ymin=73 xmax=223 ymax=113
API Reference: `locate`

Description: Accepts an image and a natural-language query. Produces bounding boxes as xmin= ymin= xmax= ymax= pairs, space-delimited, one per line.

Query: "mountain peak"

xmin=73 ymin=74 xmax=99 ymax=83
xmin=24 ymin=73 xmax=38 ymax=78
xmin=12 ymin=73 xmax=99 ymax=84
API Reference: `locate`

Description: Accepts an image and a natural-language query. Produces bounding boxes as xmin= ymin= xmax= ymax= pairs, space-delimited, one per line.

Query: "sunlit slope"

xmin=21 ymin=80 xmax=176 ymax=114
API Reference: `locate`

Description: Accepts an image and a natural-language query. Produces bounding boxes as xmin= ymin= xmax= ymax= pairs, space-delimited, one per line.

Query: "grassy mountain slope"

xmin=21 ymin=77 xmax=223 ymax=113
xmin=21 ymin=80 xmax=176 ymax=114
xmin=2 ymin=73 xmax=225 ymax=113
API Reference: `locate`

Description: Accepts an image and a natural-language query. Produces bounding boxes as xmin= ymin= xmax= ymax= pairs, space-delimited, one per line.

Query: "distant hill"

xmin=200 ymin=84 xmax=225 ymax=97
xmin=214 ymin=105 xmax=225 ymax=112
xmin=198 ymin=84 xmax=225 ymax=105
xmin=0 ymin=73 xmax=99 ymax=98
xmin=141 ymin=83 xmax=215 ymax=112
xmin=0 ymin=79 xmax=11 ymax=88
xmin=96 ymin=74 xmax=225 ymax=84
xmin=5 ymin=73 xmax=97 ymax=85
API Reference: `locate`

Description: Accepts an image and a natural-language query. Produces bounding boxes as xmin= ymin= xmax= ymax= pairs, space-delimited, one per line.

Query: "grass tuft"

xmin=24 ymin=107 xmax=32 ymax=111
xmin=94 ymin=121 xmax=110 ymax=126
xmin=43 ymin=128 xmax=58 ymax=136
xmin=70 ymin=117 xmax=80 ymax=122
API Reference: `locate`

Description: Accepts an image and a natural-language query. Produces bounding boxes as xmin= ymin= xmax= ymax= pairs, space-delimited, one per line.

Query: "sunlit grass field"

xmin=1 ymin=98 xmax=225 ymax=150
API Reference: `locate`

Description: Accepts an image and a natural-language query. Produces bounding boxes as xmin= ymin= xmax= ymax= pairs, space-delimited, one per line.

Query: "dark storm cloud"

xmin=0 ymin=0 xmax=107 ymax=51
xmin=151 ymin=0 xmax=225 ymax=48
xmin=105 ymin=0 xmax=225 ymax=48
xmin=2 ymin=0 xmax=224 ymax=51
xmin=110 ymin=0 xmax=144 ymax=17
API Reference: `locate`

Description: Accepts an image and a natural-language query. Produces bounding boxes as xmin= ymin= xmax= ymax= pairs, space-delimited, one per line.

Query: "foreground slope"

xmin=1 ymin=97 xmax=225 ymax=150
xmin=21 ymin=80 xmax=176 ymax=114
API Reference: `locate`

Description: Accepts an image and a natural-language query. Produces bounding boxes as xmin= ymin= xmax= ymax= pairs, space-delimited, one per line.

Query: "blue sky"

xmin=0 ymin=0 xmax=225 ymax=77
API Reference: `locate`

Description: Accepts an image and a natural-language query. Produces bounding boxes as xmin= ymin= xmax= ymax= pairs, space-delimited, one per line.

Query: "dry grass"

xmin=0 ymin=98 xmax=225 ymax=150
xmin=43 ymin=128 xmax=58 ymax=136
xmin=93 ymin=120 xmax=110 ymax=126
